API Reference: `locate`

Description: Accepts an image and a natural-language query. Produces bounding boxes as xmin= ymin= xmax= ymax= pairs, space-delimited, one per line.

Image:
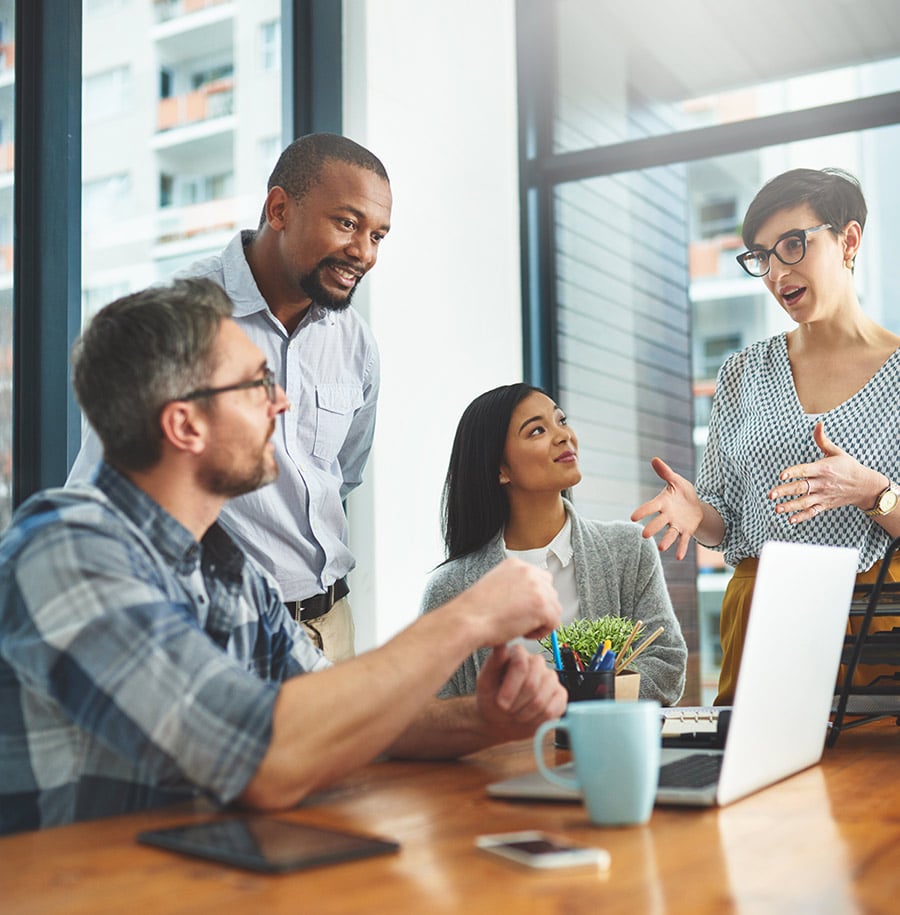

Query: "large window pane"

xmin=82 ymin=0 xmax=282 ymax=325
xmin=522 ymin=0 xmax=900 ymax=703
xmin=554 ymin=0 xmax=900 ymax=153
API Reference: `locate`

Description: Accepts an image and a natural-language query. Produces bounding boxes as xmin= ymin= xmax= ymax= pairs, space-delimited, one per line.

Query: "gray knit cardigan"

xmin=420 ymin=501 xmax=687 ymax=706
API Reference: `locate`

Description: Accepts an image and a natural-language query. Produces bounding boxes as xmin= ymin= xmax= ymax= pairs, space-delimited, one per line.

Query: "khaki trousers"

xmin=300 ymin=596 xmax=356 ymax=662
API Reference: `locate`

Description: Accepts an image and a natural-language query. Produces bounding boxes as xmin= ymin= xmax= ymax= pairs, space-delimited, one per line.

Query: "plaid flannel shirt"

xmin=0 ymin=463 xmax=328 ymax=834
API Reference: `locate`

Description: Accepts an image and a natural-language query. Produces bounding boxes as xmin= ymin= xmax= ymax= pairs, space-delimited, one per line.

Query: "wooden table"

xmin=3 ymin=720 xmax=900 ymax=914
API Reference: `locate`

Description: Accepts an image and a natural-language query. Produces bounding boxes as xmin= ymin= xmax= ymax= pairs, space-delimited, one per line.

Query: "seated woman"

xmin=421 ymin=383 xmax=687 ymax=704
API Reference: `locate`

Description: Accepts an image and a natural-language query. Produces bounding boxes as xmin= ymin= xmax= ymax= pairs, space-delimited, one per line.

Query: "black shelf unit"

xmin=828 ymin=536 xmax=900 ymax=747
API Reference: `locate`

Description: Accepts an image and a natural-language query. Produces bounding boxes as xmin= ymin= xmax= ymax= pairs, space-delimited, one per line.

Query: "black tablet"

xmin=137 ymin=816 xmax=400 ymax=874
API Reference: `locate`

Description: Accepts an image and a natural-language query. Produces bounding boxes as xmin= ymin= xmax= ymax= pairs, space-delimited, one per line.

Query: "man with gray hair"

xmin=68 ymin=134 xmax=392 ymax=661
xmin=0 ymin=279 xmax=566 ymax=835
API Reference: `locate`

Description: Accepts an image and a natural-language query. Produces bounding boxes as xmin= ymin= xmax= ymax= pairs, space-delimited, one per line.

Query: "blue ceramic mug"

xmin=533 ymin=700 xmax=661 ymax=826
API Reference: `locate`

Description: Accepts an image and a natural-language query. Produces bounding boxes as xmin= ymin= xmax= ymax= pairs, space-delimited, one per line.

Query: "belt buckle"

xmin=293 ymin=584 xmax=336 ymax=623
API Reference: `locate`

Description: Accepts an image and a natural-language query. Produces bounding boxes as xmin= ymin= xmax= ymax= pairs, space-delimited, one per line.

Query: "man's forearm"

xmin=241 ymin=607 xmax=487 ymax=808
xmin=385 ymin=696 xmax=498 ymax=760
xmin=240 ymin=560 xmax=561 ymax=811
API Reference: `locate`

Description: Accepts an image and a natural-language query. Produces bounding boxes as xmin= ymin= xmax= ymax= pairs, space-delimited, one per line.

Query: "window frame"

xmin=515 ymin=0 xmax=900 ymax=396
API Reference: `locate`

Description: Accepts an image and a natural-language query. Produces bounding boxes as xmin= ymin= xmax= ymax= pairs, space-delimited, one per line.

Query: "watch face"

xmin=882 ymin=490 xmax=899 ymax=514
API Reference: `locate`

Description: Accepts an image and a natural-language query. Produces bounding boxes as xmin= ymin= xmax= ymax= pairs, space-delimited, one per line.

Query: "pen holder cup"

xmin=554 ymin=669 xmax=615 ymax=749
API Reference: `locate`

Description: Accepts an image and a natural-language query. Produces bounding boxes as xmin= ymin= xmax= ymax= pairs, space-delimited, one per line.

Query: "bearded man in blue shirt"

xmin=69 ymin=133 xmax=393 ymax=662
xmin=0 ymin=278 xmax=566 ymax=835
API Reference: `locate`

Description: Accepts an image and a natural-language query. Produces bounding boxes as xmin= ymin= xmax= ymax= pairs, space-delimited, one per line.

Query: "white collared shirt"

xmin=505 ymin=516 xmax=579 ymax=652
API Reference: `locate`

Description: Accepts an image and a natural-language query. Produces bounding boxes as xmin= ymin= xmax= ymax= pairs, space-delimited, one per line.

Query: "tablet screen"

xmin=137 ymin=817 xmax=400 ymax=873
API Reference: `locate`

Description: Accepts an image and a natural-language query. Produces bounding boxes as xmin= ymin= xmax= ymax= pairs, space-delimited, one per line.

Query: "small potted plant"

xmin=539 ymin=616 xmax=657 ymax=700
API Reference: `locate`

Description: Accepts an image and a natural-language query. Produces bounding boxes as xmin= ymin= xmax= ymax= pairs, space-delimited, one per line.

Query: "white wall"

xmin=342 ymin=0 xmax=523 ymax=649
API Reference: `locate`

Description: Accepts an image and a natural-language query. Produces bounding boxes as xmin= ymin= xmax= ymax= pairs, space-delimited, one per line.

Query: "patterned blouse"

xmin=696 ymin=332 xmax=900 ymax=572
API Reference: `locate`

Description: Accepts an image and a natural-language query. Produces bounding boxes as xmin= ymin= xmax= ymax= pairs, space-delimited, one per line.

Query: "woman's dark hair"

xmin=742 ymin=167 xmax=867 ymax=250
xmin=441 ymin=383 xmax=543 ymax=561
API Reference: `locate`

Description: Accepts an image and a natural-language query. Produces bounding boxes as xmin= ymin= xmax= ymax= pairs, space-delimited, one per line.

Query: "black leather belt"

xmin=286 ymin=577 xmax=349 ymax=622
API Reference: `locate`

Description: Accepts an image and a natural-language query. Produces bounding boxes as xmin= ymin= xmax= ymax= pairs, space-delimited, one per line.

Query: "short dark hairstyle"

xmin=72 ymin=278 xmax=233 ymax=473
xmin=441 ymin=383 xmax=544 ymax=561
xmin=267 ymin=132 xmax=389 ymax=201
xmin=742 ymin=167 xmax=867 ymax=248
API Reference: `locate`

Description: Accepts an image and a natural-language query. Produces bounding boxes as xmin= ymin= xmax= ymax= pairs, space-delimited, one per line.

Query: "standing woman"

xmin=632 ymin=168 xmax=900 ymax=704
xmin=421 ymin=383 xmax=687 ymax=705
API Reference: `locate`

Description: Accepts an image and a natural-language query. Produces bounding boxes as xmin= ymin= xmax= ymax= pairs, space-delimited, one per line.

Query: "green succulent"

xmin=539 ymin=616 xmax=643 ymax=665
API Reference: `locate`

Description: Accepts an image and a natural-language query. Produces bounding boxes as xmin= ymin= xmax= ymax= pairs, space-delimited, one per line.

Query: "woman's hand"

xmin=770 ymin=422 xmax=886 ymax=522
xmin=631 ymin=457 xmax=707 ymax=560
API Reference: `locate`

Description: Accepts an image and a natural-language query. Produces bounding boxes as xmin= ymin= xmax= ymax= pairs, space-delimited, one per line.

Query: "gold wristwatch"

xmin=864 ymin=480 xmax=900 ymax=517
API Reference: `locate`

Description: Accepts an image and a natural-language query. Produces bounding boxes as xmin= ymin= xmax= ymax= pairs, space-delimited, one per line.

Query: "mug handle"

xmin=533 ymin=720 xmax=580 ymax=791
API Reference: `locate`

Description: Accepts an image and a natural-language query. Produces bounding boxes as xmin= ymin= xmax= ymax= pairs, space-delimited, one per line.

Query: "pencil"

xmin=615 ymin=625 xmax=664 ymax=674
xmin=615 ymin=619 xmax=643 ymax=669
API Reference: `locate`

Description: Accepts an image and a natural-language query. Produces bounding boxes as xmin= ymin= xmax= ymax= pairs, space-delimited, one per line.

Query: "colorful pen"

xmin=598 ymin=649 xmax=616 ymax=672
xmin=560 ymin=644 xmax=578 ymax=672
xmin=550 ymin=630 xmax=563 ymax=670
xmin=588 ymin=638 xmax=612 ymax=672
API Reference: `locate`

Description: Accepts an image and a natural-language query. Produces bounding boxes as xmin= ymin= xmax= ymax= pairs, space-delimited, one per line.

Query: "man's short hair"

xmin=267 ymin=132 xmax=389 ymax=201
xmin=72 ymin=278 xmax=234 ymax=473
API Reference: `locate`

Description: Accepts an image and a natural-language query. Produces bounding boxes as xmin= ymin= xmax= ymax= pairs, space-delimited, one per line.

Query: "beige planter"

xmin=615 ymin=670 xmax=641 ymax=701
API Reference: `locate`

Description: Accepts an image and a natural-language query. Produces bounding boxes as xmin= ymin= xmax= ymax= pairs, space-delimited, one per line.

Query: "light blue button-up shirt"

xmin=67 ymin=231 xmax=380 ymax=601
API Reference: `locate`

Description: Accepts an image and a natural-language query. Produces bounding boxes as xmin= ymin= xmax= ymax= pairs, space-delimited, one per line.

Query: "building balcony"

xmin=157 ymin=78 xmax=234 ymax=132
xmin=156 ymin=196 xmax=237 ymax=246
xmin=0 ymin=41 xmax=13 ymax=72
xmin=689 ymin=234 xmax=743 ymax=280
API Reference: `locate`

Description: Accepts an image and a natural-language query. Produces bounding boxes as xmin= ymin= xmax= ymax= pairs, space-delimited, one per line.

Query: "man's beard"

xmin=202 ymin=428 xmax=279 ymax=498
xmin=202 ymin=458 xmax=278 ymax=499
xmin=300 ymin=259 xmax=364 ymax=311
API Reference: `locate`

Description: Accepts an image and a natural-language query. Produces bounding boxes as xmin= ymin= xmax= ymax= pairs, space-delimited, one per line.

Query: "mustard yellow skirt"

xmin=715 ymin=552 xmax=900 ymax=706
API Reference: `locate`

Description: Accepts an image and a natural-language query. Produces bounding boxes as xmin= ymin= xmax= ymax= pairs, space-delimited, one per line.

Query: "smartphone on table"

xmin=476 ymin=831 xmax=610 ymax=870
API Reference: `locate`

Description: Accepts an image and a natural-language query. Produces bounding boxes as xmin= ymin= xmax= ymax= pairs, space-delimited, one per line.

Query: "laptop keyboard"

xmin=658 ymin=753 xmax=723 ymax=789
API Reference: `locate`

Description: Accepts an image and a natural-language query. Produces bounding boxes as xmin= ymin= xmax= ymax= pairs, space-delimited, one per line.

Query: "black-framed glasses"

xmin=178 ymin=368 xmax=278 ymax=404
xmin=735 ymin=223 xmax=832 ymax=277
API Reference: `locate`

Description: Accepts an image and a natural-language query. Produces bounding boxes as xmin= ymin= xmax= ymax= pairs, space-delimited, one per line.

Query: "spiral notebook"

xmin=488 ymin=541 xmax=859 ymax=808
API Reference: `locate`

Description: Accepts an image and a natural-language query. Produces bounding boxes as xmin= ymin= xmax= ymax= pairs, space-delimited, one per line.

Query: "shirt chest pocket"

xmin=313 ymin=383 xmax=364 ymax=463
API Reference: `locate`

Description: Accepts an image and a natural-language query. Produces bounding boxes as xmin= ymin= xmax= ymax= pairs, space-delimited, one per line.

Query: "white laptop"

xmin=488 ymin=540 xmax=858 ymax=808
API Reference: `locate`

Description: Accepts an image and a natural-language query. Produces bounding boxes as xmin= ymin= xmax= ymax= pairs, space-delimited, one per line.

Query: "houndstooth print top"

xmin=696 ymin=332 xmax=900 ymax=572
